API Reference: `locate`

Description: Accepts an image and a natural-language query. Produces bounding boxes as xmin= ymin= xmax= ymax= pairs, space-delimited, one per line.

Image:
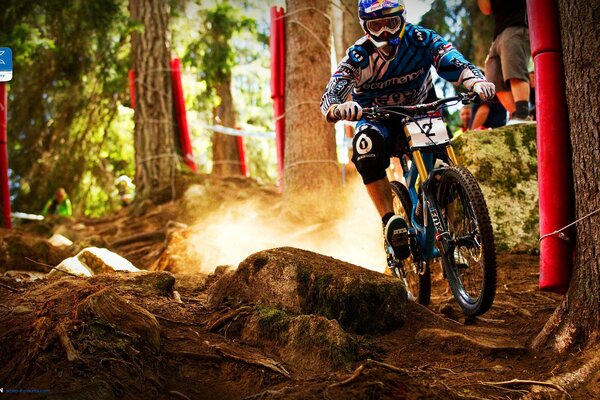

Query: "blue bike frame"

xmin=402 ymin=131 xmax=459 ymax=262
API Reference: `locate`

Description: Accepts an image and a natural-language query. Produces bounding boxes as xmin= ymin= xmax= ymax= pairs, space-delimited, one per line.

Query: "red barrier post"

xmin=527 ymin=0 xmax=574 ymax=293
xmin=236 ymin=135 xmax=248 ymax=177
xmin=270 ymin=6 xmax=286 ymax=191
xmin=170 ymin=58 xmax=197 ymax=172
xmin=128 ymin=69 xmax=136 ymax=109
xmin=0 ymin=83 xmax=11 ymax=229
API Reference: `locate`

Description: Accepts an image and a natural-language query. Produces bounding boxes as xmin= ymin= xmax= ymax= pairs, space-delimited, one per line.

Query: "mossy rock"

xmin=207 ymin=247 xmax=407 ymax=335
xmin=453 ymin=124 xmax=539 ymax=252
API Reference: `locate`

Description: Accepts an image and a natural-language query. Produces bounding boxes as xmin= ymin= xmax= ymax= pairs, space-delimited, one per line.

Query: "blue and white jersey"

xmin=321 ymin=23 xmax=484 ymax=117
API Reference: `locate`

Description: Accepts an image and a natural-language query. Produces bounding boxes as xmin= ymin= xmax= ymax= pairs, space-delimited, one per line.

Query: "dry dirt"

xmin=0 ymin=175 xmax=597 ymax=399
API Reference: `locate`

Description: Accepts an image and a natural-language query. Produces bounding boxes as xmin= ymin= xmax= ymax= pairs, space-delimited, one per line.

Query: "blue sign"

xmin=0 ymin=47 xmax=13 ymax=82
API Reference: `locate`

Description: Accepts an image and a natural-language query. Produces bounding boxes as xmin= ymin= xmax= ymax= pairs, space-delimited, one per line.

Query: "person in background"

xmin=469 ymin=94 xmax=507 ymax=130
xmin=453 ymin=105 xmax=473 ymax=140
xmin=115 ymin=175 xmax=136 ymax=207
xmin=478 ymin=0 xmax=531 ymax=124
xmin=42 ymin=187 xmax=72 ymax=217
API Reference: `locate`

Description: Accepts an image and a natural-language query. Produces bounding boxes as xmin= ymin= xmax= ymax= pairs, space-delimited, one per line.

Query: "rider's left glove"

xmin=472 ymin=81 xmax=496 ymax=101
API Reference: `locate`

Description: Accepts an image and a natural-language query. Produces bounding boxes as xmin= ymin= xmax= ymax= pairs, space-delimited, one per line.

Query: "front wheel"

xmin=390 ymin=180 xmax=431 ymax=306
xmin=437 ymin=165 xmax=496 ymax=316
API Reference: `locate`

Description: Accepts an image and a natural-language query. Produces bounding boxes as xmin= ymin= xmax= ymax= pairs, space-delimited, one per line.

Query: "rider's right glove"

xmin=334 ymin=101 xmax=363 ymax=121
xmin=472 ymin=81 xmax=496 ymax=101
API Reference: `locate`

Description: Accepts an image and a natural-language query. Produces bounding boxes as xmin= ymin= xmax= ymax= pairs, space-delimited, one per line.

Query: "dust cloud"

xmin=185 ymin=179 xmax=387 ymax=275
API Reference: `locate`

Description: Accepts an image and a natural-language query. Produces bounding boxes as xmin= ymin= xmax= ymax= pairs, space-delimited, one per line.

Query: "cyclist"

xmin=320 ymin=0 xmax=495 ymax=265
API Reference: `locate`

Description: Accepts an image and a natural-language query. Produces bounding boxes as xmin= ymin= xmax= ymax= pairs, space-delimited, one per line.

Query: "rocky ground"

xmin=0 ymin=174 xmax=597 ymax=400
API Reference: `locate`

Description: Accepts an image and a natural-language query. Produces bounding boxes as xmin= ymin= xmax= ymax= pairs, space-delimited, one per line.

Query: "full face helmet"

xmin=358 ymin=0 xmax=407 ymax=48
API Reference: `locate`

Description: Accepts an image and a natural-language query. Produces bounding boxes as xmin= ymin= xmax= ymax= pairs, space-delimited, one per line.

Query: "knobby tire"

xmin=437 ymin=165 xmax=496 ymax=316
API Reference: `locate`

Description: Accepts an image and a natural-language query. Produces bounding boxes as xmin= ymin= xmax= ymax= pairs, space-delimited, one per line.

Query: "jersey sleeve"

xmin=320 ymin=43 xmax=366 ymax=120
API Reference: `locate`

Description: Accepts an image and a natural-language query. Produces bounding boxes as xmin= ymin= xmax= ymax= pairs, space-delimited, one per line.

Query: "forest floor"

xmin=1 ymin=175 xmax=598 ymax=400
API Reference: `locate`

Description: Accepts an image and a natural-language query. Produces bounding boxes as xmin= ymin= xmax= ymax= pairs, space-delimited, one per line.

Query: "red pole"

xmin=236 ymin=135 xmax=248 ymax=177
xmin=527 ymin=0 xmax=574 ymax=293
xmin=128 ymin=69 xmax=136 ymax=109
xmin=0 ymin=83 xmax=12 ymax=229
xmin=270 ymin=6 xmax=286 ymax=191
xmin=170 ymin=58 xmax=197 ymax=172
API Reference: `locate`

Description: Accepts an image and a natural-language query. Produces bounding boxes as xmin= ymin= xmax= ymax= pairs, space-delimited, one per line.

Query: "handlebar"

xmin=361 ymin=92 xmax=480 ymax=121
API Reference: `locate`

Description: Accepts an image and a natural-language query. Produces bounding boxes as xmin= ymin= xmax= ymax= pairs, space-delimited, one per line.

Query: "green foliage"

xmin=1 ymin=0 xmax=133 ymax=216
xmin=184 ymin=1 xmax=257 ymax=95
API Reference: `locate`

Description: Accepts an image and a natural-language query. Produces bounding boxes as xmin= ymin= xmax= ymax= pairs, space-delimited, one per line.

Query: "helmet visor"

xmin=365 ymin=16 xmax=403 ymax=37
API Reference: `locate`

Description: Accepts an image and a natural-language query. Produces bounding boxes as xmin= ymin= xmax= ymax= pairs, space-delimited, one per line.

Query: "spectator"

xmin=469 ymin=94 xmax=507 ymax=130
xmin=42 ymin=187 xmax=73 ymax=217
xmin=453 ymin=105 xmax=472 ymax=139
xmin=478 ymin=0 xmax=532 ymax=124
xmin=115 ymin=175 xmax=136 ymax=207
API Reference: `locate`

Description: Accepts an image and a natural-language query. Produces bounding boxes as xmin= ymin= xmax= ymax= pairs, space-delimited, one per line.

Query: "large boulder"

xmin=207 ymin=247 xmax=407 ymax=334
xmin=453 ymin=124 xmax=538 ymax=252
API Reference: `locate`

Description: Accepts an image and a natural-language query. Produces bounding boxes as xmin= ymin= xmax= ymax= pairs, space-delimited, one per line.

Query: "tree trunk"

xmin=533 ymin=0 xmax=600 ymax=353
xmin=283 ymin=0 xmax=339 ymax=220
xmin=332 ymin=0 xmax=363 ymax=62
xmin=212 ymin=77 xmax=242 ymax=176
xmin=129 ymin=0 xmax=177 ymax=202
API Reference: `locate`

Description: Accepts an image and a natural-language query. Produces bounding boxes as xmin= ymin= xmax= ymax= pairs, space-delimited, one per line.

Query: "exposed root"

xmin=109 ymin=231 xmax=166 ymax=248
xmin=169 ymin=390 xmax=192 ymax=400
xmin=476 ymin=378 xmax=570 ymax=398
xmin=0 ymin=282 xmax=23 ymax=293
xmin=55 ymin=321 xmax=80 ymax=362
xmin=154 ymin=314 xmax=200 ymax=326
xmin=328 ymin=359 xmax=410 ymax=388
xmin=523 ymin=349 xmax=600 ymax=399
xmin=203 ymin=340 xmax=291 ymax=378
xmin=208 ymin=306 xmax=253 ymax=332
xmin=243 ymin=386 xmax=298 ymax=400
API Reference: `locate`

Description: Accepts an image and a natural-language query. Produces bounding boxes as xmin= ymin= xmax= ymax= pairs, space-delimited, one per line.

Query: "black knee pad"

xmin=351 ymin=125 xmax=390 ymax=184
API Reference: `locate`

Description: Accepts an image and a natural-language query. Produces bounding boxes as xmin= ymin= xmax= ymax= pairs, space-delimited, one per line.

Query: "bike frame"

xmin=401 ymin=122 xmax=459 ymax=261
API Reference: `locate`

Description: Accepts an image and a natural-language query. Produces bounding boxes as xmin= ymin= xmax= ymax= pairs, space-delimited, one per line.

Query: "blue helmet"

xmin=358 ymin=0 xmax=407 ymax=48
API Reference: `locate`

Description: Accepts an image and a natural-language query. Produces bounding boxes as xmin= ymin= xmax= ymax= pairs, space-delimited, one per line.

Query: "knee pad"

xmin=352 ymin=125 xmax=389 ymax=184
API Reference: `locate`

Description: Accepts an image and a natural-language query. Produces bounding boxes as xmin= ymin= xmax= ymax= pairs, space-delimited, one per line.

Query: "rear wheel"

xmin=390 ymin=180 xmax=431 ymax=306
xmin=437 ymin=165 xmax=496 ymax=316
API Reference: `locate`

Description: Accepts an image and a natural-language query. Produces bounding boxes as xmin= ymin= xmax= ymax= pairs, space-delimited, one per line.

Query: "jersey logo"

xmin=349 ymin=45 xmax=370 ymax=68
xmin=365 ymin=0 xmax=400 ymax=13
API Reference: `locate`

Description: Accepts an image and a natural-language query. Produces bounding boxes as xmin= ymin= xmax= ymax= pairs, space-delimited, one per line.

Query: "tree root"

xmin=55 ymin=321 xmax=80 ymax=362
xmin=109 ymin=231 xmax=165 ymax=248
xmin=203 ymin=340 xmax=291 ymax=378
xmin=169 ymin=390 xmax=192 ymax=400
xmin=0 ymin=282 xmax=23 ymax=293
xmin=242 ymin=386 xmax=298 ymax=400
xmin=474 ymin=379 xmax=570 ymax=398
xmin=328 ymin=359 xmax=410 ymax=388
xmin=208 ymin=306 xmax=252 ymax=332
xmin=521 ymin=349 xmax=600 ymax=399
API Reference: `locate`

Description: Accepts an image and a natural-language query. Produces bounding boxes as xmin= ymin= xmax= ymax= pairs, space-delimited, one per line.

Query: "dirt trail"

xmin=0 ymin=175 xmax=597 ymax=399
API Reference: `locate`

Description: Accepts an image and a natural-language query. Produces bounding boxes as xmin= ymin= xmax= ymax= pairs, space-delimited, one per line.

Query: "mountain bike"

xmin=363 ymin=92 xmax=496 ymax=316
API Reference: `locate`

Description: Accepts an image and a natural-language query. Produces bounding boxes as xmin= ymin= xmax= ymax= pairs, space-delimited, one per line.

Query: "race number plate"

xmin=405 ymin=116 xmax=450 ymax=148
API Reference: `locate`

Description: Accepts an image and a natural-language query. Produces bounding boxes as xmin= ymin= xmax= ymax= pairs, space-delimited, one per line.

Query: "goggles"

xmin=365 ymin=16 xmax=404 ymax=37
